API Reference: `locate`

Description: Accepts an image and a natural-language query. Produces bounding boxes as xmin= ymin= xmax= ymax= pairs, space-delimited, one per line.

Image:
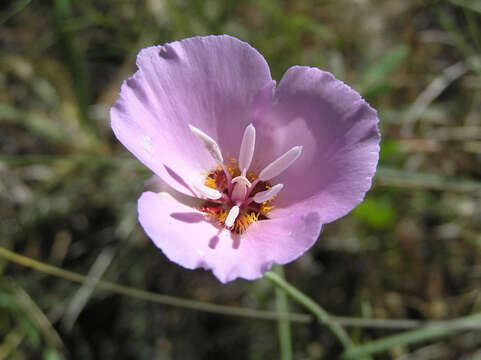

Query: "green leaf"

xmin=342 ymin=312 xmax=481 ymax=359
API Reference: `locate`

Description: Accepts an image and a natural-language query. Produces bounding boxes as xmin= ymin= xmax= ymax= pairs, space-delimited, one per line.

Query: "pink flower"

xmin=111 ymin=35 xmax=380 ymax=283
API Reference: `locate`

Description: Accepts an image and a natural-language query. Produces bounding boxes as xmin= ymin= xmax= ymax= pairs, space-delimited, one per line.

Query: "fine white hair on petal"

xmin=188 ymin=124 xmax=224 ymax=164
xmin=238 ymin=124 xmax=256 ymax=171
xmin=258 ymin=146 xmax=303 ymax=181
xmin=141 ymin=135 xmax=153 ymax=154
xmin=193 ymin=180 xmax=222 ymax=200
xmin=225 ymin=205 xmax=240 ymax=227
xmin=253 ymin=184 xmax=284 ymax=203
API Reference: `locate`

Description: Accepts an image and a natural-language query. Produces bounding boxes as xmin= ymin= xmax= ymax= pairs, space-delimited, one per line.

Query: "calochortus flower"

xmin=111 ymin=35 xmax=380 ymax=283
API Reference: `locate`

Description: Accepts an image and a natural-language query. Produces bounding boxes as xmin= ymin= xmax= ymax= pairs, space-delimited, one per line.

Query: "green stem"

xmin=342 ymin=312 xmax=481 ymax=359
xmin=264 ymin=271 xmax=354 ymax=349
xmin=0 ymin=247 xmax=310 ymax=324
xmin=273 ymin=266 xmax=292 ymax=360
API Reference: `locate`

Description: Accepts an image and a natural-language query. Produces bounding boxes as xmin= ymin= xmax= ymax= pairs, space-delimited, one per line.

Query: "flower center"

xmin=200 ymin=162 xmax=273 ymax=233
xmin=190 ymin=124 xmax=302 ymax=233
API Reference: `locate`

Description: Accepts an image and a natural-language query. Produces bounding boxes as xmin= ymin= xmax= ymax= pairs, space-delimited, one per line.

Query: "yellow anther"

xmin=204 ymin=177 xmax=217 ymax=189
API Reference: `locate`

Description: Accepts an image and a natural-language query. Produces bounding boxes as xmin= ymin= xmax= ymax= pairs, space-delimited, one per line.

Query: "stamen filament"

xmin=221 ymin=164 xmax=233 ymax=195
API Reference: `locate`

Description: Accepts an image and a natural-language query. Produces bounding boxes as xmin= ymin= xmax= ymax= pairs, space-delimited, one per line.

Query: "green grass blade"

xmin=274 ymin=266 xmax=293 ymax=360
xmin=342 ymin=312 xmax=481 ymax=359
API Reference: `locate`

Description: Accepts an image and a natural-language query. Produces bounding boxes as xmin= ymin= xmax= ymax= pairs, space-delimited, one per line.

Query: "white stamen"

xmin=253 ymin=184 xmax=284 ymax=203
xmin=258 ymin=146 xmax=303 ymax=181
xmin=225 ymin=205 xmax=240 ymax=227
xmin=193 ymin=180 xmax=222 ymax=200
xmin=189 ymin=124 xmax=223 ymax=164
xmin=238 ymin=124 xmax=256 ymax=171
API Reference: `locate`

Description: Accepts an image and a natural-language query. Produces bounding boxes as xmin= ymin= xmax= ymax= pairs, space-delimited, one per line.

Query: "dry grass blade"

xmin=401 ymin=60 xmax=469 ymax=136
xmin=0 ymin=326 xmax=24 ymax=360
xmin=376 ymin=167 xmax=481 ymax=193
xmin=62 ymin=247 xmax=116 ymax=331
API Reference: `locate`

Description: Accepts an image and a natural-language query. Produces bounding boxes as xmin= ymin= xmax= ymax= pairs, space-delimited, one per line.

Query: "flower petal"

xmin=138 ymin=191 xmax=321 ymax=283
xmin=111 ymin=35 xmax=272 ymax=195
xmin=253 ymin=66 xmax=380 ymax=224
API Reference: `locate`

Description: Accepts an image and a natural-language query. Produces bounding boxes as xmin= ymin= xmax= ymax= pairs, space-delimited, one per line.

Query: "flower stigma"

xmin=190 ymin=124 xmax=302 ymax=233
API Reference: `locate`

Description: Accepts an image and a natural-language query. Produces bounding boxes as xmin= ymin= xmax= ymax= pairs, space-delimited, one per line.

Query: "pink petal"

xmin=138 ymin=191 xmax=321 ymax=283
xmin=111 ymin=35 xmax=272 ymax=195
xmin=253 ymin=66 xmax=380 ymax=224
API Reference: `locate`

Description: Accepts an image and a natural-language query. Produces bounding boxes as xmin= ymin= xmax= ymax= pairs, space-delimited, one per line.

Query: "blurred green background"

xmin=1 ymin=0 xmax=481 ymax=359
